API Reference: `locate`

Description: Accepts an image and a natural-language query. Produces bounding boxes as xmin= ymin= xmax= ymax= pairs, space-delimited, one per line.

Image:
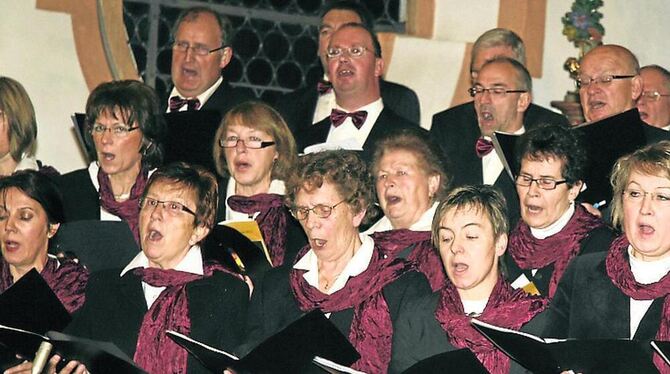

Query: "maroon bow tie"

xmin=475 ymin=137 xmax=494 ymax=158
xmin=169 ymin=96 xmax=201 ymax=112
xmin=317 ymin=80 xmax=333 ymax=95
xmin=330 ymin=109 xmax=368 ymax=129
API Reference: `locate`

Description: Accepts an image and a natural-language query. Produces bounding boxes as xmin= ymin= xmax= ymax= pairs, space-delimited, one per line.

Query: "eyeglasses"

xmin=290 ymin=200 xmax=346 ymax=221
xmin=575 ymin=74 xmax=636 ymax=89
xmin=139 ymin=197 xmax=196 ymax=216
xmin=515 ymin=175 xmax=568 ymax=190
xmin=219 ymin=136 xmax=276 ymax=149
xmin=622 ymin=189 xmax=670 ymax=205
xmin=639 ymin=91 xmax=670 ymax=102
xmin=172 ymin=41 xmax=226 ymax=56
xmin=325 ymin=46 xmax=371 ymax=59
xmin=468 ymin=86 xmax=528 ymax=98
xmin=90 ymin=124 xmax=140 ymax=137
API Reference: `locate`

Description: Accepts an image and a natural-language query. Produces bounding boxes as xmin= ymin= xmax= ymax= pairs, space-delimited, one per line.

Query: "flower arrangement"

xmin=561 ymin=0 xmax=605 ymax=56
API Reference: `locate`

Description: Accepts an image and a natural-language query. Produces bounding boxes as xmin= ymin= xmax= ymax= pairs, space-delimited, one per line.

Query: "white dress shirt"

xmin=325 ymin=98 xmax=384 ymax=150
xmin=313 ymin=89 xmax=337 ymax=124
xmin=364 ymin=202 xmax=438 ymax=234
xmin=166 ymin=77 xmax=223 ymax=112
xmin=121 ymin=245 xmax=204 ymax=309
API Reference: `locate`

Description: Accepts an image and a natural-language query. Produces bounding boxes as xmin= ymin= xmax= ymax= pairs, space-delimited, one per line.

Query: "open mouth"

xmin=337 ymin=68 xmax=354 ymax=77
xmin=181 ymin=67 xmax=198 ymax=78
xmin=525 ymin=204 xmax=542 ymax=214
xmin=385 ymin=195 xmax=401 ymax=206
xmin=3 ymin=240 xmax=19 ymax=251
xmin=234 ymin=161 xmax=252 ymax=171
xmin=101 ymin=152 xmax=115 ymax=161
xmin=147 ymin=229 xmax=163 ymax=242
xmin=588 ymin=100 xmax=606 ymax=111
xmin=452 ymin=262 xmax=468 ymax=273
xmin=639 ymin=224 xmax=655 ymax=235
xmin=311 ymin=238 xmax=327 ymax=249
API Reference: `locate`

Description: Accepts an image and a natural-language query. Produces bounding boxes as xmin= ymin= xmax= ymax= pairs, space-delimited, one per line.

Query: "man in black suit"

xmin=167 ymin=6 xmax=252 ymax=114
xmin=295 ymin=23 xmax=416 ymax=163
xmin=430 ymin=28 xmax=568 ymax=224
xmin=276 ymin=0 xmax=419 ymax=136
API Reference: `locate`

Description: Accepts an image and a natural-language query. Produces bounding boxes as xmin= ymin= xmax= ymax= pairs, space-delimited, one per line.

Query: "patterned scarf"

xmin=434 ymin=276 xmax=548 ymax=374
xmin=227 ymin=193 xmax=288 ymax=266
xmin=289 ymin=244 xmax=412 ymax=373
xmin=508 ymin=204 xmax=605 ymax=297
xmin=97 ymin=167 xmax=148 ymax=244
xmin=0 ymin=256 xmax=88 ymax=314
xmin=606 ymin=235 xmax=670 ymax=374
xmin=370 ymin=229 xmax=446 ymax=291
xmin=132 ymin=263 xmax=237 ymax=374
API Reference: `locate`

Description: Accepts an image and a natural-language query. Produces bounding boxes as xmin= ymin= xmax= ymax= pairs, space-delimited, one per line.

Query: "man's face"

xmin=318 ymin=9 xmax=362 ymax=71
xmin=326 ymin=26 xmax=383 ymax=107
xmin=470 ymin=45 xmax=516 ymax=85
xmin=637 ymin=68 xmax=670 ymax=128
xmin=473 ymin=61 xmax=530 ymax=136
xmin=171 ymin=13 xmax=231 ymax=98
xmin=578 ymin=46 xmax=642 ymax=122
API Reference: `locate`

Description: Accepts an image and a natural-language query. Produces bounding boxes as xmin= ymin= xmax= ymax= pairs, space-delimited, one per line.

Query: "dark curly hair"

xmin=515 ymin=123 xmax=586 ymax=187
xmin=285 ymin=150 xmax=374 ymax=224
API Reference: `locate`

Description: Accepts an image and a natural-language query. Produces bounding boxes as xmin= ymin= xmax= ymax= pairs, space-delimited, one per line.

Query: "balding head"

xmin=637 ymin=65 xmax=670 ymax=129
xmin=578 ymin=44 xmax=642 ymax=122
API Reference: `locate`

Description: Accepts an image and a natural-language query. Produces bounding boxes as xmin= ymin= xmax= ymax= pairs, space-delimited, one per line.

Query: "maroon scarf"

xmin=370 ymin=229 xmax=446 ymax=291
xmin=289 ymin=244 xmax=413 ymax=373
xmin=227 ymin=193 xmax=288 ymax=267
xmin=508 ymin=204 xmax=605 ymax=298
xmin=434 ymin=276 xmax=548 ymax=374
xmin=606 ymin=235 xmax=670 ymax=374
xmin=97 ymin=167 xmax=148 ymax=244
xmin=132 ymin=263 xmax=238 ymax=374
xmin=0 ymin=256 xmax=88 ymax=314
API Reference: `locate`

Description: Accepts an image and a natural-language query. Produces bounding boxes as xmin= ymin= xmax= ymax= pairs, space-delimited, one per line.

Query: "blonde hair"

xmin=0 ymin=77 xmax=37 ymax=160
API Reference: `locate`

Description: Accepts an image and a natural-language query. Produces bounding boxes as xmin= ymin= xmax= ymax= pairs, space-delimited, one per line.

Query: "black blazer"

xmin=544 ymin=250 xmax=663 ymax=353
xmin=57 ymin=168 xmax=101 ymax=222
xmin=242 ymin=263 xmax=431 ymax=373
xmin=276 ymin=79 xmax=420 ymax=136
xmin=503 ymin=225 xmax=616 ymax=297
xmin=66 ymin=266 xmax=249 ymax=374
xmin=295 ymin=107 xmax=418 ymax=163
xmin=429 ymin=102 xmax=569 ymax=225
xmin=390 ymin=291 xmax=547 ymax=374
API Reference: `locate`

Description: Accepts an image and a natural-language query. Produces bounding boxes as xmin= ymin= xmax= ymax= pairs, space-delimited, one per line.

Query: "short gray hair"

xmin=471 ymin=28 xmax=526 ymax=72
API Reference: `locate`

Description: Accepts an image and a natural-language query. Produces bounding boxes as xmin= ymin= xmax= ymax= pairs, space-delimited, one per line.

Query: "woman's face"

xmin=293 ymin=181 xmax=365 ymax=261
xmin=0 ymin=187 xmax=58 ymax=272
xmin=375 ymin=149 xmax=439 ymax=229
xmin=223 ymin=124 xmax=278 ymax=195
xmin=517 ymin=156 xmax=581 ymax=229
xmin=139 ymin=180 xmax=208 ymax=269
xmin=92 ymin=111 xmax=144 ymax=178
xmin=623 ymin=170 xmax=670 ymax=261
xmin=437 ymin=205 xmax=506 ymax=301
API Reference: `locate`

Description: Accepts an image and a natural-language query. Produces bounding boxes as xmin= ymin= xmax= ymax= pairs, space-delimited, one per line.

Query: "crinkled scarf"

xmin=606 ymin=234 xmax=670 ymax=374
xmin=508 ymin=204 xmax=604 ymax=297
xmin=289 ymin=244 xmax=413 ymax=373
xmin=434 ymin=276 xmax=548 ymax=374
xmin=97 ymin=167 xmax=148 ymax=244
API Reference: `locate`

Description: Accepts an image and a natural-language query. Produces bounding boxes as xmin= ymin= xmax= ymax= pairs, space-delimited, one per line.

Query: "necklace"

xmin=322 ymin=272 xmax=343 ymax=291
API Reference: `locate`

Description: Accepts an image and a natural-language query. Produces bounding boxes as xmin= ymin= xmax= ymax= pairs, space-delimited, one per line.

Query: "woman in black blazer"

xmin=51 ymin=163 xmax=249 ymax=374
xmin=545 ymin=141 xmax=670 ymax=372
xmin=243 ymin=150 xmax=431 ymax=373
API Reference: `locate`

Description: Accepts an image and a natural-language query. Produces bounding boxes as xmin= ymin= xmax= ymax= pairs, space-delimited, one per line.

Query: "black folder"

xmin=471 ymin=319 xmax=658 ymax=374
xmin=163 ymin=110 xmax=222 ymax=175
xmin=168 ymin=310 xmax=360 ymax=373
xmin=652 ymin=340 xmax=670 ymax=366
xmin=0 ymin=327 xmax=145 ymax=373
xmin=0 ymin=269 xmax=70 ymax=335
xmin=50 ymin=220 xmax=139 ymax=273
xmin=201 ymin=224 xmax=272 ymax=278
xmin=402 ymin=348 xmax=489 ymax=374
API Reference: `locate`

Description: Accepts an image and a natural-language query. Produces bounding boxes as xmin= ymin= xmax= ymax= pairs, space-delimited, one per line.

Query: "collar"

xmin=225 ymin=178 xmax=285 ymax=220
xmin=168 ymin=77 xmax=223 ymax=110
xmin=334 ymin=97 xmax=383 ymax=115
xmin=120 ymin=245 xmax=204 ymax=277
xmin=663 ymin=124 xmax=670 ymax=131
xmin=530 ymin=202 xmax=575 ymax=239
xmin=365 ymin=201 xmax=438 ymax=234
xmin=14 ymin=154 xmax=39 ymax=172
xmin=629 ymin=244 xmax=670 ymax=284
xmin=293 ymin=234 xmax=374 ymax=294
